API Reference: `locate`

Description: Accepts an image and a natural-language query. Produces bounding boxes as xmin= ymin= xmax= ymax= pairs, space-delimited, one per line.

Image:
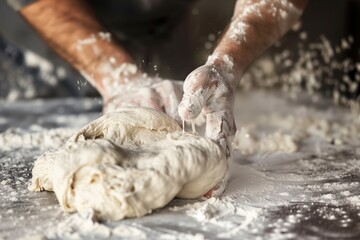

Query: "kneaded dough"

xmin=30 ymin=107 xmax=227 ymax=221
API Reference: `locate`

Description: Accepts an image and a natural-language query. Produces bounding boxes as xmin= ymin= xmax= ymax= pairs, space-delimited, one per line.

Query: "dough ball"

xmin=30 ymin=107 xmax=227 ymax=220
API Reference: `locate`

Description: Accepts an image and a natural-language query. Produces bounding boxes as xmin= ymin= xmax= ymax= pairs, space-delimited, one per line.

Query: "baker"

xmin=8 ymin=0 xmax=308 ymax=197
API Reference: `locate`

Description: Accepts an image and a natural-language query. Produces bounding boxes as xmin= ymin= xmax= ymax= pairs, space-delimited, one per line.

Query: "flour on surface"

xmin=233 ymin=127 xmax=298 ymax=155
xmin=112 ymin=224 xmax=147 ymax=239
xmin=0 ymin=127 xmax=75 ymax=151
xmin=2 ymin=90 xmax=360 ymax=239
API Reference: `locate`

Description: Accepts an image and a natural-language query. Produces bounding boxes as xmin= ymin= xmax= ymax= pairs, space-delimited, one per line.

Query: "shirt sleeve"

xmin=7 ymin=0 xmax=35 ymax=11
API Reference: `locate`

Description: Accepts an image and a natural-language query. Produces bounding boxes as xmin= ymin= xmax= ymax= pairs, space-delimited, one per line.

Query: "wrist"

xmin=77 ymin=37 xmax=140 ymax=96
xmin=91 ymin=62 xmax=147 ymax=98
xmin=205 ymin=53 xmax=241 ymax=87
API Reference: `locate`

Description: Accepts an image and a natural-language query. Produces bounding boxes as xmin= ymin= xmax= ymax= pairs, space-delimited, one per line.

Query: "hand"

xmin=178 ymin=55 xmax=238 ymax=198
xmin=103 ymin=75 xmax=184 ymax=122
xmin=203 ymin=170 xmax=230 ymax=198
xmin=178 ymin=55 xmax=238 ymax=157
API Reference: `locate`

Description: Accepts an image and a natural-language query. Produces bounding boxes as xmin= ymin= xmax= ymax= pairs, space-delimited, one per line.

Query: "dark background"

xmin=0 ymin=0 xmax=359 ymax=95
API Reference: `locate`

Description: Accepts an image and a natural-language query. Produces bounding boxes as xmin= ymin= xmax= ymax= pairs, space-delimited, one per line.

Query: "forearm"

xmin=20 ymin=0 xmax=136 ymax=96
xmin=212 ymin=0 xmax=309 ymax=82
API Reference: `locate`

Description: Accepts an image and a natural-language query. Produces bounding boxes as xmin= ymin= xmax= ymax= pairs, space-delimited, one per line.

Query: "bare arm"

xmin=179 ymin=0 xmax=309 ymax=155
xmin=212 ymin=0 xmax=309 ymax=80
xmin=20 ymin=0 xmax=137 ymax=97
xmin=178 ymin=0 xmax=309 ymax=197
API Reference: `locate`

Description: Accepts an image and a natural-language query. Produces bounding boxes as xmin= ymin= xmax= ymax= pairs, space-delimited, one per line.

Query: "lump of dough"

xmin=30 ymin=107 xmax=227 ymax=221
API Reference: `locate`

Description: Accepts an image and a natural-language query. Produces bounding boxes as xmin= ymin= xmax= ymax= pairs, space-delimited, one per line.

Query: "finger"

xmin=153 ymin=80 xmax=184 ymax=122
xmin=205 ymin=109 xmax=236 ymax=156
xmin=178 ymin=91 xmax=206 ymax=121
xmin=104 ymin=88 xmax=163 ymax=114
xmin=135 ymin=88 xmax=163 ymax=112
xmin=178 ymin=67 xmax=217 ymax=120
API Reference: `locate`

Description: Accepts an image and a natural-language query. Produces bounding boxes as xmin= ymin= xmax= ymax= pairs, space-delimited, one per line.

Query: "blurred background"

xmin=0 ymin=0 xmax=359 ymax=103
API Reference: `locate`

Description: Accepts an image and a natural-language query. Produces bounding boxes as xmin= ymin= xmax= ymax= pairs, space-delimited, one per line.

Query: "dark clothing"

xmin=87 ymin=0 xmax=194 ymax=42
xmin=6 ymin=0 xmax=199 ymax=79
xmin=7 ymin=0 xmax=194 ymax=42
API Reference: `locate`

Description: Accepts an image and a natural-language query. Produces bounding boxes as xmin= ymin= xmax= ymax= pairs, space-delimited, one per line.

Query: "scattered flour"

xmin=185 ymin=202 xmax=218 ymax=222
xmin=46 ymin=210 xmax=111 ymax=239
xmin=231 ymin=103 xmax=360 ymax=156
xmin=159 ymin=233 xmax=205 ymax=240
xmin=0 ymin=127 xmax=75 ymax=151
xmin=101 ymin=63 xmax=140 ymax=91
xmin=1 ymin=91 xmax=360 ymax=239
xmin=170 ymin=196 xmax=262 ymax=238
xmin=230 ymin=20 xmax=249 ymax=45
xmin=230 ymin=0 xmax=301 ymax=45
xmin=112 ymin=224 xmax=147 ymax=239
xmin=233 ymin=127 xmax=298 ymax=155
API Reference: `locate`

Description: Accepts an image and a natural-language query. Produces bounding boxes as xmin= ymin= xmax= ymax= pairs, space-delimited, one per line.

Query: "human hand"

xmin=103 ymin=75 xmax=183 ymax=122
xmin=178 ymin=55 xmax=238 ymax=157
xmin=178 ymin=55 xmax=238 ymax=198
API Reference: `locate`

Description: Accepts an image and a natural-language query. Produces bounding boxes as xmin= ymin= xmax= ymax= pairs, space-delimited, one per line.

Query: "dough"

xmin=29 ymin=107 xmax=227 ymax=221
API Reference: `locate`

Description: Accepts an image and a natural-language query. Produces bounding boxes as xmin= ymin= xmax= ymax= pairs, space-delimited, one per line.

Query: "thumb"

xmin=178 ymin=90 xmax=206 ymax=121
xmin=205 ymin=109 xmax=236 ymax=156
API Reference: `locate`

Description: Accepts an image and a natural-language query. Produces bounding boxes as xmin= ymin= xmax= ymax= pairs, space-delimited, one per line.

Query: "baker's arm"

xmin=18 ymin=0 xmax=137 ymax=97
xmin=213 ymin=0 xmax=309 ymax=78
xmin=179 ymin=0 xmax=309 ymax=155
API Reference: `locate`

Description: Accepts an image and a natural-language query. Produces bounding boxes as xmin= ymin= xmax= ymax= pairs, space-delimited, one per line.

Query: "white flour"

xmin=230 ymin=0 xmax=301 ymax=45
xmin=0 ymin=127 xmax=75 ymax=151
xmin=232 ymin=109 xmax=360 ymax=156
xmin=233 ymin=128 xmax=298 ymax=155
xmin=112 ymin=224 xmax=147 ymax=239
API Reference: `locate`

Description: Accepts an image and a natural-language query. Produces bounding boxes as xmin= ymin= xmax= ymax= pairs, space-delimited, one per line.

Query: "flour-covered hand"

xmin=104 ymin=77 xmax=183 ymax=122
xmin=178 ymin=55 xmax=238 ymax=157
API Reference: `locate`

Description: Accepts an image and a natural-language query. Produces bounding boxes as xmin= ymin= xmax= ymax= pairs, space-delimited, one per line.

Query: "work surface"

xmin=1 ymin=90 xmax=360 ymax=240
